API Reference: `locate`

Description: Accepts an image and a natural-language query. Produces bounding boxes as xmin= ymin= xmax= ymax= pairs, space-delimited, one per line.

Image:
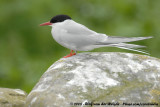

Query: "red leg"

xmin=63 ymin=50 xmax=76 ymax=58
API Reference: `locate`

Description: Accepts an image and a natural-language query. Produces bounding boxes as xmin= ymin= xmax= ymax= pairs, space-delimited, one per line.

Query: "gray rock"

xmin=0 ymin=88 xmax=27 ymax=107
xmin=26 ymin=52 xmax=160 ymax=107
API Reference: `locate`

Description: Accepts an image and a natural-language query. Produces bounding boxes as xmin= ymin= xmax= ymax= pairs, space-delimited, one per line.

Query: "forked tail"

xmin=96 ymin=36 xmax=153 ymax=54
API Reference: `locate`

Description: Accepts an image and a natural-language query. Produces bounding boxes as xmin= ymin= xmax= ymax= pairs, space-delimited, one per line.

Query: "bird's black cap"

xmin=50 ymin=15 xmax=72 ymax=23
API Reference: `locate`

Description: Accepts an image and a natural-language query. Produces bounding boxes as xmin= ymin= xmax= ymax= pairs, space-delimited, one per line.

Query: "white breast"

xmin=51 ymin=22 xmax=77 ymax=50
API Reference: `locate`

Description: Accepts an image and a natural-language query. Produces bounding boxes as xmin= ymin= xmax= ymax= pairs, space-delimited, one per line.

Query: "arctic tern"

xmin=40 ymin=15 xmax=152 ymax=58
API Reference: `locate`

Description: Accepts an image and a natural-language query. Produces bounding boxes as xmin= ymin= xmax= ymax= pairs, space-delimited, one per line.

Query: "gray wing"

xmin=100 ymin=36 xmax=152 ymax=44
xmin=60 ymin=20 xmax=152 ymax=53
xmin=63 ymin=21 xmax=152 ymax=45
xmin=63 ymin=20 xmax=97 ymax=35
xmin=61 ymin=20 xmax=108 ymax=45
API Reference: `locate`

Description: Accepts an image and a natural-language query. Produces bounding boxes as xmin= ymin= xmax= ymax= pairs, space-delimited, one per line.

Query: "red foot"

xmin=63 ymin=50 xmax=76 ymax=58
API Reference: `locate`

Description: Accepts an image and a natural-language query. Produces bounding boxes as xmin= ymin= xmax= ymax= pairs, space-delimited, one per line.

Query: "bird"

xmin=40 ymin=14 xmax=152 ymax=58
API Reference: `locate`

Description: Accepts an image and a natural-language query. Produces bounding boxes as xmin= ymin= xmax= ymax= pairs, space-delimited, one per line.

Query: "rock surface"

xmin=0 ymin=88 xmax=27 ymax=107
xmin=26 ymin=52 xmax=160 ymax=107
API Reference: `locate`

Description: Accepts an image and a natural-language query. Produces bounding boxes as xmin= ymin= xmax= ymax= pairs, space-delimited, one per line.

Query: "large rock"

xmin=0 ymin=88 xmax=27 ymax=107
xmin=26 ymin=52 xmax=160 ymax=107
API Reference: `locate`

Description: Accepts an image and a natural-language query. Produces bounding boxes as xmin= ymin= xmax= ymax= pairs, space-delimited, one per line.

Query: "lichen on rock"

xmin=0 ymin=88 xmax=27 ymax=107
xmin=26 ymin=52 xmax=160 ymax=107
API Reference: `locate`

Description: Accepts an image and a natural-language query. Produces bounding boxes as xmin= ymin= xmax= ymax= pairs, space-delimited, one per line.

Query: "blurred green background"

xmin=0 ymin=0 xmax=160 ymax=93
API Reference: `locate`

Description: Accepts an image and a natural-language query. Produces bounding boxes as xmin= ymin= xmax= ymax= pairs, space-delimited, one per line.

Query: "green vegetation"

xmin=0 ymin=0 xmax=160 ymax=93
